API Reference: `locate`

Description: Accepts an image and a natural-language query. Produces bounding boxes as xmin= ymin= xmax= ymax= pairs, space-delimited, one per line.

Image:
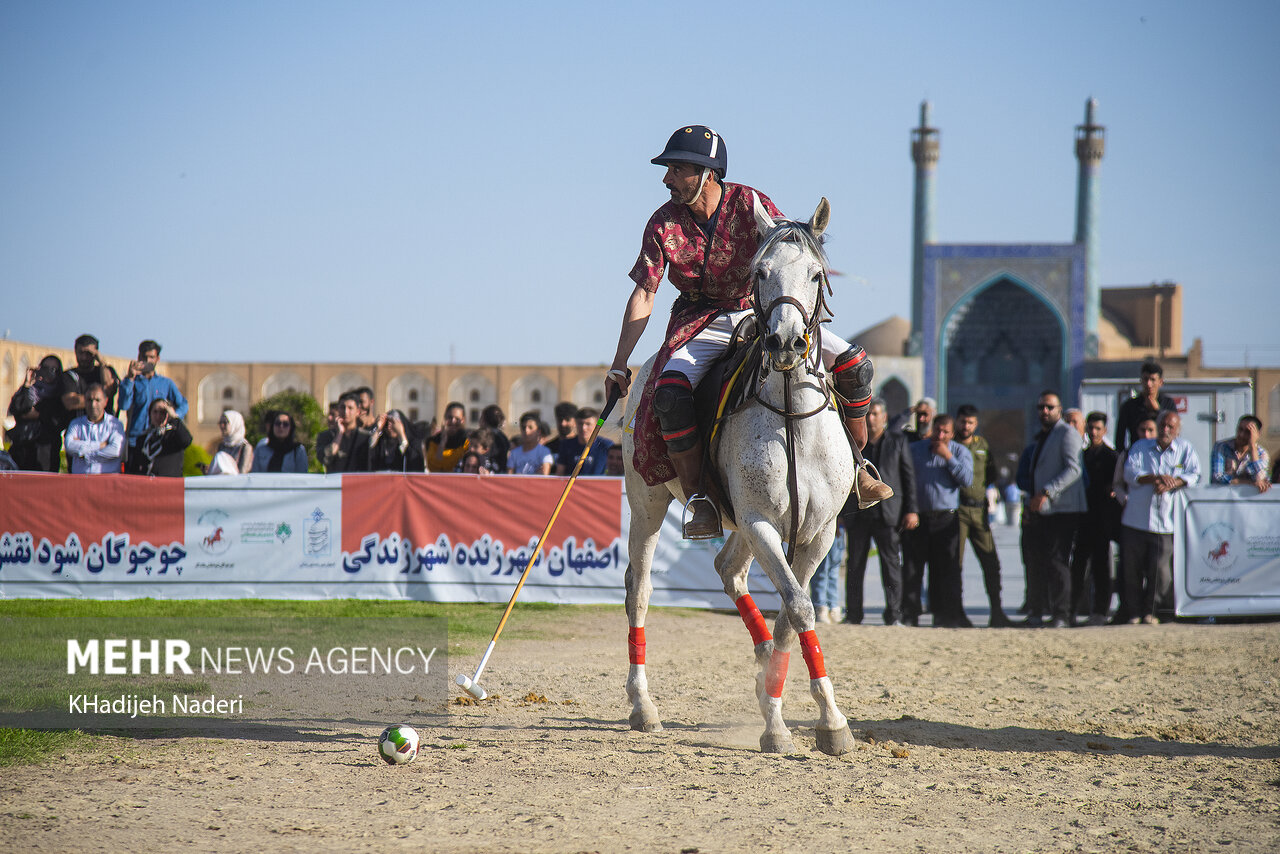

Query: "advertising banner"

xmin=0 ymin=472 xmax=777 ymax=609
xmin=1175 ymin=486 xmax=1280 ymax=617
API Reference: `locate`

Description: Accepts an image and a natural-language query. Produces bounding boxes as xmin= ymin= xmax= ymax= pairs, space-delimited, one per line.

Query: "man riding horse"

xmin=605 ymin=125 xmax=892 ymax=539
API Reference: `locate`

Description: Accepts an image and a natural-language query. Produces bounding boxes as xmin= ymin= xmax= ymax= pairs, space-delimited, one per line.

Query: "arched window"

xmin=408 ymin=389 xmax=419 ymax=402
xmin=531 ymin=390 xmax=542 ymax=403
xmin=222 ymin=387 xmax=235 ymax=400
xmin=1268 ymin=384 xmax=1280 ymax=435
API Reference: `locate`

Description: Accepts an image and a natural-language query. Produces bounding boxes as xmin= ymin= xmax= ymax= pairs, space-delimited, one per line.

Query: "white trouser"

xmin=666 ymin=309 xmax=850 ymax=388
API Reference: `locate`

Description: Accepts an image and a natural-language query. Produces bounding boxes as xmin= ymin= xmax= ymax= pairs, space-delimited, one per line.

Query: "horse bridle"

xmin=745 ymin=231 xmax=838 ymax=565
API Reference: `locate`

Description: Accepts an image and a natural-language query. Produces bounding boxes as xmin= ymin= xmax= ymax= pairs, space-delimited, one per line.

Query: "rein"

xmin=740 ymin=225 xmax=838 ymax=566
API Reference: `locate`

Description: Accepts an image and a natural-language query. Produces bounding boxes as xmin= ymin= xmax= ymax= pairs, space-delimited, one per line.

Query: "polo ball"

xmin=378 ymin=724 xmax=420 ymax=765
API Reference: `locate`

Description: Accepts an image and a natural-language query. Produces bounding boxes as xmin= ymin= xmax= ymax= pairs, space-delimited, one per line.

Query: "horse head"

xmin=751 ymin=194 xmax=831 ymax=373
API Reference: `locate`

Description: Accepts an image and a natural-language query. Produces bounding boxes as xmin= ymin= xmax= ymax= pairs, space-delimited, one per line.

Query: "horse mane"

xmin=750 ymin=220 xmax=830 ymax=276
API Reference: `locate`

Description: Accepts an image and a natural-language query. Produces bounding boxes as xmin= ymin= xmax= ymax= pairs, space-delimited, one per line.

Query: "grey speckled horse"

xmin=622 ymin=195 xmax=857 ymax=755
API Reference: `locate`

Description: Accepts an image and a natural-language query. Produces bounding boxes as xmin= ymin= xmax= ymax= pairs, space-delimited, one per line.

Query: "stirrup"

xmin=681 ymin=494 xmax=723 ymax=540
xmin=856 ymin=462 xmax=893 ymax=511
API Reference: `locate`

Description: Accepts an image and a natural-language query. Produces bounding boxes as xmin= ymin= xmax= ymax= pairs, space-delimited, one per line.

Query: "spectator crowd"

xmin=810 ymin=361 xmax=1275 ymax=630
xmin=5 ymin=334 xmax=618 ymax=481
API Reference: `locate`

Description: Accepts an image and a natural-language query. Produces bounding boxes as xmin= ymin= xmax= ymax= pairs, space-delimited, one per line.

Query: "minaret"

xmin=909 ymin=101 xmax=939 ymax=356
xmin=1074 ymin=97 xmax=1105 ymax=357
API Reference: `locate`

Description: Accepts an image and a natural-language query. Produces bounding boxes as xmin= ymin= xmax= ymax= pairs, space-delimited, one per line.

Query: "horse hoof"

xmin=815 ymin=725 xmax=856 ymax=756
xmin=759 ymin=733 xmax=795 ymax=754
xmin=629 ymin=710 xmax=663 ymax=733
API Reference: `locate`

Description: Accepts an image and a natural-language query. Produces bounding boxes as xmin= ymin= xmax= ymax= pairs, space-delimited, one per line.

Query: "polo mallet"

xmin=456 ymin=384 xmax=623 ymax=700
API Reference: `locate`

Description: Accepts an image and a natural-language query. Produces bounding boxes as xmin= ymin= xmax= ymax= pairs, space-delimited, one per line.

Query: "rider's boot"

xmin=833 ymin=346 xmax=894 ymax=510
xmin=653 ymin=369 xmax=722 ymax=540
xmin=668 ymin=444 xmax=722 ymax=540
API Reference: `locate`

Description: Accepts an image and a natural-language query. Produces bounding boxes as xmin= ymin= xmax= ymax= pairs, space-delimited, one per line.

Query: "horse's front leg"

xmin=714 ymin=533 xmax=785 ymax=747
xmin=624 ymin=480 xmax=670 ymax=733
xmin=740 ymin=519 xmax=855 ymax=756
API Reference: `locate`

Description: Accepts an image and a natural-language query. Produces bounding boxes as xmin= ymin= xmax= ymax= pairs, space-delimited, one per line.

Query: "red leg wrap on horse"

xmin=628 ymin=626 xmax=645 ymax=665
xmin=735 ymin=595 xmax=773 ymax=646
xmin=765 ymin=650 xmax=790 ymax=699
xmin=799 ymin=629 xmax=827 ymax=680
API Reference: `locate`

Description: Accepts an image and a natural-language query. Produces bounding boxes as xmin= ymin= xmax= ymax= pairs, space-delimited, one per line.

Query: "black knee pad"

xmin=653 ymin=370 xmax=698 ymax=452
xmin=832 ymin=346 xmax=874 ymax=419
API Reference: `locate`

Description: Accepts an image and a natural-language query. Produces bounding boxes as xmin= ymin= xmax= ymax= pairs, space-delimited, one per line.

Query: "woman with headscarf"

xmin=367 ymin=409 xmax=425 ymax=472
xmin=251 ymin=410 xmax=309 ymax=472
xmin=138 ymin=398 xmax=192 ymax=477
xmin=209 ymin=410 xmax=253 ymax=474
xmin=7 ymin=354 xmax=67 ymax=472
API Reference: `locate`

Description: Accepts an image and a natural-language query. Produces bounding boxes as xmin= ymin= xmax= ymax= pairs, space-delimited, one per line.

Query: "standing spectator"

xmin=842 ymin=398 xmax=919 ymax=625
xmin=355 ymin=386 xmax=378 ymax=432
xmin=891 ymin=397 xmax=936 ymax=443
xmin=481 ymin=404 xmax=511 ymax=472
xmin=904 ymin=415 xmax=973 ymax=628
xmin=117 ymin=340 xmax=188 ymax=467
xmin=324 ymin=392 xmax=372 ymax=473
xmin=64 ymin=384 xmax=124 ymax=474
xmin=555 ymin=407 xmax=612 ymax=476
xmin=252 ymin=411 xmax=310 ymax=473
xmin=810 ymin=522 xmax=845 ymax=624
xmin=60 ymin=334 xmax=120 ymax=421
xmin=954 ymin=404 xmax=1012 ymax=627
xmin=1023 ymin=391 xmax=1087 ymax=628
xmin=1114 ymin=361 xmax=1177 ymax=455
xmin=367 ymin=410 xmax=425 ymax=472
xmin=1108 ymin=416 xmax=1157 ymax=624
xmin=315 ymin=403 xmax=342 ymax=472
xmin=1063 ymin=408 xmax=1086 ymax=441
xmin=1072 ymin=412 xmax=1122 ymax=625
xmin=1210 ymin=415 xmax=1271 ymax=493
xmin=207 ymin=410 xmax=253 ymax=474
xmin=546 ymin=401 xmax=580 ymax=458
xmin=8 ymin=355 xmax=67 ymax=472
xmin=136 ymin=398 xmax=191 ymax=477
xmin=1122 ymin=411 xmax=1201 ymax=623
xmin=508 ymin=412 xmax=554 ymax=475
xmin=426 ymin=402 xmax=470 ymax=472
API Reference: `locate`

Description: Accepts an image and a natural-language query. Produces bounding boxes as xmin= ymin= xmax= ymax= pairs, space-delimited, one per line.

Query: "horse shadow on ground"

xmin=523 ymin=713 xmax=1280 ymax=762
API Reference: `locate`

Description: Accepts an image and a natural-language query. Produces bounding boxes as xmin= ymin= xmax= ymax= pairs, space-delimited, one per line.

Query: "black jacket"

xmin=840 ymin=429 xmax=919 ymax=525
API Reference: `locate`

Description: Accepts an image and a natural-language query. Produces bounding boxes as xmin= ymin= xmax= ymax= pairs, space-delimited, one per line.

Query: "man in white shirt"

xmin=1121 ymin=411 xmax=1201 ymax=623
xmin=64 ymin=384 xmax=125 ymax=474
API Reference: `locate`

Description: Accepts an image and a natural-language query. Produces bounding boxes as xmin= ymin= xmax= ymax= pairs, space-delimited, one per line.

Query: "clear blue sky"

xmin=3 ymin=1 xmax=1277 ymax=369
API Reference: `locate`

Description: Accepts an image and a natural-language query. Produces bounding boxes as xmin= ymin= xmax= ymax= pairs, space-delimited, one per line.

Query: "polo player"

xmin=605 ymin=125 xmax=892 ymax=539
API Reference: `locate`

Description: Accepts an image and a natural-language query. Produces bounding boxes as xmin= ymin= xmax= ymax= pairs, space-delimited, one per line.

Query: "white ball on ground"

xmin=378 ymin=724 xmax=420 ymax=765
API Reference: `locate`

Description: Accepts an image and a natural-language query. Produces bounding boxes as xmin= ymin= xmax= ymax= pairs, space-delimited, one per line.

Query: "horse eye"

xmin=755 ymin=268 xmax=766 ymax=281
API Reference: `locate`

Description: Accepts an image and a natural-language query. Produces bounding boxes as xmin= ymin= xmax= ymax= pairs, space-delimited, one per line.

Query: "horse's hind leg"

xmin=714 ymin=534 xmax=791 ymax=752
xmin=625 ymin=477 xmax=670 ymax=733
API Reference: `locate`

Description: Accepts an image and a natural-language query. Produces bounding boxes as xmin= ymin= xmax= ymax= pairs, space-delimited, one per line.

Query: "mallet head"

xmin=455 ymin=673 xmax=487 ymax=700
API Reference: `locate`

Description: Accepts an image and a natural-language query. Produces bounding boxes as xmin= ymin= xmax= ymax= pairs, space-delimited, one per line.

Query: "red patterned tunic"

xmin=628 ymin=182 xmax=781 ymax=486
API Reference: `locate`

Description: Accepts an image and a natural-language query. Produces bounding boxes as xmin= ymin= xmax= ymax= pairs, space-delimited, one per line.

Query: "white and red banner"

xmin=1174 ymin=486 xmax=1280 ymax=617
xmin=0 ymin=472 xmax=780 ymax=608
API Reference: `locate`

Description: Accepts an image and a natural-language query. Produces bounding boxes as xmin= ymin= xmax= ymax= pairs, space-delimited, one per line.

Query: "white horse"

xmin=622 ymin=195 xmax=858 ymax=755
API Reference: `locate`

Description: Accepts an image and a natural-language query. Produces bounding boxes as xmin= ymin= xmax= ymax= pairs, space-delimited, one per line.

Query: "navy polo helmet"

xmin=651 ymin=125 xmax=727 ymax=177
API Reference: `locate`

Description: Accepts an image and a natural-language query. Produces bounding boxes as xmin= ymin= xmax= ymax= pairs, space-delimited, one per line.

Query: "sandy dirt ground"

xmin=2 ymin=605 xmax=1278 ymax=853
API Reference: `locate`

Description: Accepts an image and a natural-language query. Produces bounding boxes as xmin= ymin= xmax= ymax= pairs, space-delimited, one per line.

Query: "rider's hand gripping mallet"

xmin=456 ymin=386 xmax=622 ymax=700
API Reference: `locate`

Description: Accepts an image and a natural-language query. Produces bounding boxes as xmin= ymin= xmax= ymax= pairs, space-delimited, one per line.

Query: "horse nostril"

xmin=792 ymin=336 xmax=807 ymax=352
xmin=764 ymin=333 xmax=783 ymax=352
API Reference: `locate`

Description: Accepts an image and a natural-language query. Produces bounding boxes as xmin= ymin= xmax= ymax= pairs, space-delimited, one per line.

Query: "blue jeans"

xmin=809 ymin=525 xmax=846 ymax=610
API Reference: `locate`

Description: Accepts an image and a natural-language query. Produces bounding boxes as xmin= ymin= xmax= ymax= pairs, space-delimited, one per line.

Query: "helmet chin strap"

xmin=690 ymin=168 xmax=712 ymax=205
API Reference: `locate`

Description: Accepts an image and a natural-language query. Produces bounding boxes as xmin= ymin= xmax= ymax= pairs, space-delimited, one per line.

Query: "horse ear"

xmin=752 ymin=191 xmax=776 ymax=236
xmin=808 ymin=197 xmax=830 ymax=238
